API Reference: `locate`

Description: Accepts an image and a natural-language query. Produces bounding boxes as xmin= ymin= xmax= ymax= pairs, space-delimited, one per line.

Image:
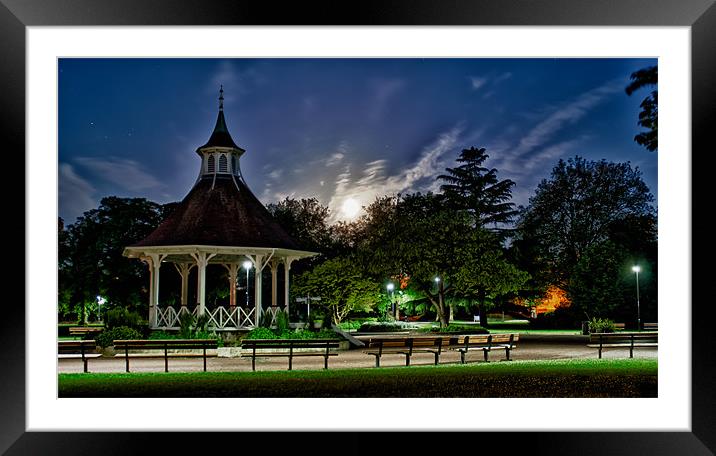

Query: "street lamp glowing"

xmin=243 ymin=261 xmax=252 ymax=307
xmin=632 ymin=265 xmax=641 ymax=330
xmin=434 ymin=277 xmax=440 ymax=283
xmin=386 ymin=283 xmax=395 ymax=292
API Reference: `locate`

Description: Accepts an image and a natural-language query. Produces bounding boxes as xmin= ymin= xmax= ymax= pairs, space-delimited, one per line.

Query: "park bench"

xmin=240 ymin=339 xmax=341 ymax=371
xmin=613 ymin=323 xmax=626 ymax=330
xmin=643 ymin=322 xmax=658 ymax=330
xmin=587 ymin=332 xmax=658 ymax=358
xmin=69 ymin=326 xmax=104 ymax=338
xmin=363 ymin=336 xmax=455 ymax=367
xmin=450 ymin=334 xmax=519 ymax=363
xmin=113 ymin=339 xmax=218 ymax=372
xmin=58 ymin=340 xmax=101 ymax=373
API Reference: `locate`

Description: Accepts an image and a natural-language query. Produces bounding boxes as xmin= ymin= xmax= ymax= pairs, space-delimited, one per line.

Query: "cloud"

xmin=469 ymin=72 xmax=511 ymax=92
xmin=510 ymin=80 xmax=622 ymax=158
xmin=470 ymin=77 xmax=488 ymax=90
xmin=326 ymin=126 xmax=463 ymax=222
xmin=370 ymin=78 xmax=405 ymax=120
xmin=325 ymin=153 xmax=345 ymax=167
xmin=74 ymin=156 xmax=162 ymax=191
xmin=59 ymin=163 xmax=97 ymax=223
xmin=268 ymin=169 xmax=283 ymax=180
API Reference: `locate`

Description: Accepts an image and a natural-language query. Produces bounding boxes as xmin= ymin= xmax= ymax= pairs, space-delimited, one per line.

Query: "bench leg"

xmin=505 ymin=347 xmax=511 ymax=361
xmin=598 ymin=347 xmax=602 ymax=359
xmin=83 ymin=356 xmax=88 ymax=373
xmin=288 ymin=354 xmax=293 ymax=371
xmin=252 ymin=356 xmax=256 ymax=372
xmin=460 ymin=351 xmax=465 ymax=364
xmin=434 ymin=352 xmax=439 ymax=365
xmin=630 ymin=347 xmax=634 ymax=358
xmin=483 ymin=349 xmax=489 ymax=363
xmin=324 ymin=355 xmax=329 ymax=370
xmin=125 ymin=347 xmax=130 ymax=373
xmin=405 ymin=354 xmax=410 ymax=366
xmin=164 ymin=346 xmax=169 ymax=373
xmin=374 ymin=355 xmax=380 ymax=368
xmin=203 ymin=347 xmax=207 ymax=372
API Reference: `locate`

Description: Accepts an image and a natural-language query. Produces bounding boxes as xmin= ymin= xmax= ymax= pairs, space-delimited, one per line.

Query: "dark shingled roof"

xmin=131 ymin=175 xmax=303 ymax=250
xmin=197 ymin=109 xmax=242 ymax=151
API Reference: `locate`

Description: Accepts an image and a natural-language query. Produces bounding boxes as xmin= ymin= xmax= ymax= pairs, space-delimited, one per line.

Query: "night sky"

xmin=58 ymin=58 xmax=657 ymax=225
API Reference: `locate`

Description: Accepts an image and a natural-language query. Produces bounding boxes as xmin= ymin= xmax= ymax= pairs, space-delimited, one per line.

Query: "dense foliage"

xmin=95 ymin=326 xmax=143 ymax=348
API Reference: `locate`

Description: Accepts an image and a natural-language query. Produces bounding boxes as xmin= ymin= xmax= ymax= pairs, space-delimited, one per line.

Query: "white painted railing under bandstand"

xmin=153 ymin=305 xmax=259 ymax=330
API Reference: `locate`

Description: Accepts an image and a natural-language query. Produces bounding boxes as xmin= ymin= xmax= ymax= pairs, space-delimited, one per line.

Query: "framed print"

xmin=5 ymin=0 xmax=715 ymax=453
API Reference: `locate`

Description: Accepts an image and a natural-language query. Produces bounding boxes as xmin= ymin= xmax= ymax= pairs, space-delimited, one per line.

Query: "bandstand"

xmin=123 ymin=88 xmax=317 ymax=331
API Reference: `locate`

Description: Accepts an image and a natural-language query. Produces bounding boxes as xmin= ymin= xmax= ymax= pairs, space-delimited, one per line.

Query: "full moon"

xmin=341 ymin=198 xmax=361 ymax=219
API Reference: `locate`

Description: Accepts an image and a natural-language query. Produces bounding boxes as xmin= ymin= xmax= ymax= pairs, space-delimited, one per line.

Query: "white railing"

xmin=153 ymin=305 xmax=258 ymax=330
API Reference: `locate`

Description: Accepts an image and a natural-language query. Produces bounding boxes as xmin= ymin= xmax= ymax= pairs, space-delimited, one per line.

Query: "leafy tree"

xmin=58 ymin=197 xmax=173 ymax=321
xmin=266 ymin=197 xmax=333 ymax=254
xmin=361 ymin=192 xmax=527 ymax=327
xmin=438 ymin=146 xmax=518 ymax=233
xmin=625 ymin=65 xmax=658 ymax=152
xmin=292 ymin=256 xmax=381 ymax=324
xmin=517 ymin=156 xmax=655 ymax=284
xmin=516 ymin=156 xmax=657 ymax=324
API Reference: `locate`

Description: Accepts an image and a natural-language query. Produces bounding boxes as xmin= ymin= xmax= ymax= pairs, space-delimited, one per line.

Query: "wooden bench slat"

xmin=239 ymin=339 xmax=341 ymax=371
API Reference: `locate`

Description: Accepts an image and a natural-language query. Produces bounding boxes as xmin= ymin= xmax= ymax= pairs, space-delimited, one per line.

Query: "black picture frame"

xmin=4 ymin=0 xmax=714 ymax=453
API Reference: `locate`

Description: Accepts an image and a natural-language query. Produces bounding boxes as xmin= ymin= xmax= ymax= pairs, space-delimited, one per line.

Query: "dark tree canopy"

xmin=438 ymin=146 xmax=518 ymax=231
xmin=58 ymin=197 xmax=175 ymax=321
xmin=518 ymin=156 xmax=654 ymax=281
xmin=625 ymin=65 xmax=658 ymax=152
xmin=266 ymin=197 xmax=332 ymax=254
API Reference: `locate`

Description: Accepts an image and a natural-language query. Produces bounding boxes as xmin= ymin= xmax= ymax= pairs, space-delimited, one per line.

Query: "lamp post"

xmin=387 ymin=283 xmax=395 ymax=318
xmin=632 ymin=265 xmax=641 ymax=330
xmin=96 ymin=296 xmax=106 ymax=323
xmin=243 ymin=260 xmax=252 ymax=308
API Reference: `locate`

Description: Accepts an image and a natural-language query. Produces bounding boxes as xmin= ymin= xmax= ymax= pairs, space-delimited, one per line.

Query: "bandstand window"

xmin=219 ymin=154 xmax=228 ymax=173
xmin=207 ymin=154 xmax=215 ymax=173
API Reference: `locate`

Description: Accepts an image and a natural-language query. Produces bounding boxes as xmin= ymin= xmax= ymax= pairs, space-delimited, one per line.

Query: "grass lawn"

xmin=59 ymin=358 xmax=657 ymax=398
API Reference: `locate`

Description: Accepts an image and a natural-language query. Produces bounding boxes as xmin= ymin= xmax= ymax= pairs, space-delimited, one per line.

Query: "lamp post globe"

xmin=387 ymin=283 xmax=395 ymax=317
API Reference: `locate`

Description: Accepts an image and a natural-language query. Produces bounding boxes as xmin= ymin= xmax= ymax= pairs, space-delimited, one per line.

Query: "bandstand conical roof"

xmin=128 ymin=91 xmax=310 ymax=254
xmin=131 ymin=175 xmax=303 ymax=250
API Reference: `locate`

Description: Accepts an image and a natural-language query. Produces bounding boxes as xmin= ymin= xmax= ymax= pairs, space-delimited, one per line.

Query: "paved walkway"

xmin=59 ymin=340 xmax=657 ymax=374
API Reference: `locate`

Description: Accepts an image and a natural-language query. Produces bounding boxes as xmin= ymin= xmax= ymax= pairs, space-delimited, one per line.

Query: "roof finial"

xmin=219 ymin=85 xmax=224 ymax=111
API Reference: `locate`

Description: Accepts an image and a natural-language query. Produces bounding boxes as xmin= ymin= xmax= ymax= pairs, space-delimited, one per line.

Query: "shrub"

xmin=337 ymin=320 xmax=363 ymax=331
xmin=357 ymin=321 xmax=418 ymax=332
xmin=178 ymin=312 xmax=195 ymax=338
xmin=148 ymin=330 xmax=179 ymax=340
xmin=95 ymin=326 xmax=142 ymax=348
xmin=274 ymin=309 xmax=290 ymax=333
xmin=244 ymin=327 xmax=277 ymax=339
xmin=589 ymin=317 xmax=616 ymax=333
xmin=419 ymin=323 xmax=489 ymax=334
xmin=105 ymin=308 xmax=144 ymax=331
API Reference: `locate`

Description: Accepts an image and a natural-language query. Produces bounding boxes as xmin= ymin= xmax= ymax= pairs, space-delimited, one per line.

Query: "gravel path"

xmin=58 ymin=340 xmax=657 ymax=374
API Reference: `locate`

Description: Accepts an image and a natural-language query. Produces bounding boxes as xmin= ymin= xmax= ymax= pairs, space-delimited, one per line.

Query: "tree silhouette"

xmin=438 ymin=146 xmax=518 ymax=233
xmin=625 ymin=65 xmax=658 ymax=152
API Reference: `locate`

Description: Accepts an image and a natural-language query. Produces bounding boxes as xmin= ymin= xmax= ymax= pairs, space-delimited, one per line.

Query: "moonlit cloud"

xmin=470 ymin=77 xmax=488 ymax=90
xmin=75 ymin=156 xmax=163 ymax=191
xmin=510 ymin=80 xmax=622 ymax=158
xmin=59 ymin=163 xmax=97 ymax=223
xmin=326 ymin=126 xmax=463 ymax=222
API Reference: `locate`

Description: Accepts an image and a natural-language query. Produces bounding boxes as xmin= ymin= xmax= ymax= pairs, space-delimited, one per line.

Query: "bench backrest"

xmin=58 ymin=340 xmax=97 ymax=353
xmin=643 ymin=323 xmax=658 ymax=330
xmin=455 ymin=333 xmax=519 ymax=346
xmin=589 ymin=332 xmax=658 ymax=344
xmin=241 ymin=339 xmax=341 ymax=349
xmin=69 ymin=326 xmax=104 ymax=333
xmin=113 ymin=339 xmax=219 ymax=350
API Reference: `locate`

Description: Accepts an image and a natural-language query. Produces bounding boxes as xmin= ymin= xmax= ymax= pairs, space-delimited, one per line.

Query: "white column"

xmin=145 ymin=253 xmax=166 ymax=328
xmin=284 ymin=257 xmax=295 ymax=319
xmin=191 ymin=251 xmax=216 ymax=317
xmin=253 ymin=255 xmax=264 ymax=326
xmin=223 ymin=263 xmax=239 ymax=308
xmin=271 ymin=260 xmax=279 ymax=307
xmin=174 ymin=263 xmax=193 ymax=310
